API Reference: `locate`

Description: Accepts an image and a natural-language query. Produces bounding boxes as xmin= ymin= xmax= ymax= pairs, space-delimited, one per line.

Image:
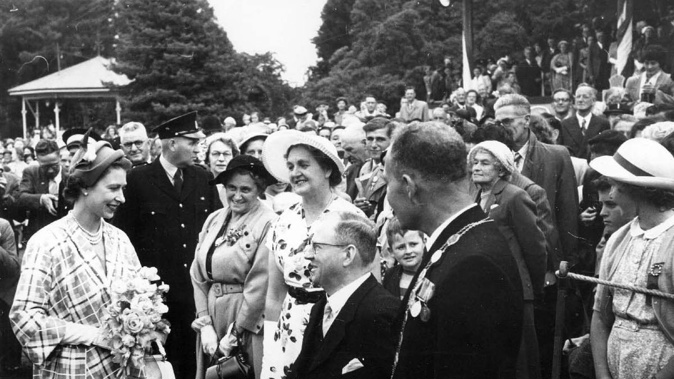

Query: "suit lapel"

xmin=566 ymin=117 xmax=584 ymax=148
xmin=149 ymin=159 xmax=180 ymax=200
xmin=521 ymin=132 xmax=537 ymax=178
xmin=309 ymin=276 xmax=377 ymax=371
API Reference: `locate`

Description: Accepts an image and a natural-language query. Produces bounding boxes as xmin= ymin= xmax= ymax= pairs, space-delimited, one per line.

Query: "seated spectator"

xmin=381 ymin=217 xmax=424 ymax=299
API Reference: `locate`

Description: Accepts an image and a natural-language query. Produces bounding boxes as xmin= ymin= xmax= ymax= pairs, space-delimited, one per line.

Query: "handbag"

xmin=204 ymin=335 xmax=252 ymax=379
xmin=142 ymin=341 xmax=176 ymax=379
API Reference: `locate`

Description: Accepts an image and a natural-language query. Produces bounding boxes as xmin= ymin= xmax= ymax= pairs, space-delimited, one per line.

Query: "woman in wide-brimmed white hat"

xmin=589 ymin=138 xmax=674 ymax=379
xmin=260 ymin=130 xmax=363 ymax=379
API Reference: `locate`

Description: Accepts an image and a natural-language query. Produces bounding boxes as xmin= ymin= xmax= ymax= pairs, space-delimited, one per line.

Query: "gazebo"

xmin=7 ymin=56 xmax=131 ymax=138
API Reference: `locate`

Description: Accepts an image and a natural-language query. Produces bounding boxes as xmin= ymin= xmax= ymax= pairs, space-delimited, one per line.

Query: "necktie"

xmin=581 ymin=119 xmax=587 ymax=136
xmin=322 ymin=303 xmax=334 ymax=336
xmin=174 ymin=169 xmax=183 ymax=195
xmin=514 ymin=152 xmax=523 ymax=172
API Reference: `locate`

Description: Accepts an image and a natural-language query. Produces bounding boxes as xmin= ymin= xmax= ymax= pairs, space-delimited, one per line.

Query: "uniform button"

xmin=184 ymin=264 xmax=187 ymax=268
xmin=183 ymin=244 xmax=187 ymax=248
xmin=181 ymin=224 xmax=185 ymax=228
xmin=179 ymin=204 xmax=183 ymax=208
xmin=151 ymin=211 xmax=155 ymax=215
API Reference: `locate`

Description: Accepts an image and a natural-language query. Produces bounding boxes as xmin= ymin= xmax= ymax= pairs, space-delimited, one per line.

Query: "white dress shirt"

xmin=159 ymin=155 xmax=179 ymax=185
xmin=323 ymin=273 xmax=372 ymax=335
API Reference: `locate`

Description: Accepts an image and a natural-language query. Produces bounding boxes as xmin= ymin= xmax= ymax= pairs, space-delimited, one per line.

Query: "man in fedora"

xmin=115 ymin=111 xmax=222 ymax=379
xmin=288 ymin=211 xmax=399 ymax=379
xmin=386 ymin=122 xmax=523 ymax=379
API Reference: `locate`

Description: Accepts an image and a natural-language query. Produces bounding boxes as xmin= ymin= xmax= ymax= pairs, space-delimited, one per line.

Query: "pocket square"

xmin=342 ymin=358 xmax=364 ymax=374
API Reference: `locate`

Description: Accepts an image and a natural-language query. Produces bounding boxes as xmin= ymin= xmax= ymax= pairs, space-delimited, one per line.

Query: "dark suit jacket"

xmin=587 ymin=42 xmax=610 ymax=91
xmin=476 ymin=179 xmax=547 ymax=298
xmin=559 ymin=114 xmax=610 ymax=159
xmin=114 ymin=158 xmax=222 ymax=303
xmin=17 ymin=166 xmax=69 ymax=239
xmin=382 ymin=265 xmax=404 ymax=299
xmin=290 ymin=275 xmax=399 ymax=379
xmin=344 ymin=162 xmax=363 ymax=201
xmin=392 ymin=205 xmax=523 ymax=379
xmin=521 ymin=132 xmax=579 ymax=269
xmin=515 ymin=59 xmax=542 ymax=97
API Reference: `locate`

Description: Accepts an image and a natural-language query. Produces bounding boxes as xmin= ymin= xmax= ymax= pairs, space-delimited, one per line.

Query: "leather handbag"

xmin=143 ymin=354 xmax=176 ymax=379
xmin=204 ymin=336 xmax=252 ymax=379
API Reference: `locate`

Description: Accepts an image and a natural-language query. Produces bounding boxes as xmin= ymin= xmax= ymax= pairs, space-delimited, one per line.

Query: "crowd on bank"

xmin=1 ymin=15 xmax=674 ymax=379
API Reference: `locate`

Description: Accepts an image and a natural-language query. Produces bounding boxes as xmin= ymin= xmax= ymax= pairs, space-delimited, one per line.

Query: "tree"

xmin=0 ymin=0 xmax=116 ymax=136
xmin=113 ymin=0 xmax=292 ymax=127
xmin=310 ymin=0 xmax=357 ymax=80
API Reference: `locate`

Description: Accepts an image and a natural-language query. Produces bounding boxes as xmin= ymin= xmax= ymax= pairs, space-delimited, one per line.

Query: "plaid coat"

xmin=10 ymin=214 xmax=143 ymax=378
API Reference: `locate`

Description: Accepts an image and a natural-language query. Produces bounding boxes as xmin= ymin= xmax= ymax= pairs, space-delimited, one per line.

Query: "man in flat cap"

xmin=115 ymin=111 xmax=222 ymax=379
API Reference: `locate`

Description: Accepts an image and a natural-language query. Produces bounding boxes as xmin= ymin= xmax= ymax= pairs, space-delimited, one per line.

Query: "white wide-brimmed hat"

xmin=262 ymin=130 xmax=345 ymax=183
xmin=590 ymin=138 xmax=674 ymax=190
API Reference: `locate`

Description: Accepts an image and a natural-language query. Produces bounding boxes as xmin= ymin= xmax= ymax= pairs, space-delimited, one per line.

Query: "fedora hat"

xmin=590 ymin=138 xmax=674 ymax=190
xmin=262 ymin=130 xmax=344 ymax=183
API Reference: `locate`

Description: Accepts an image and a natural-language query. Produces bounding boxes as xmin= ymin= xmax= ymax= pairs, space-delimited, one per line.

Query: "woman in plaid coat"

xmin=10 ymin=140 xmax=141 ymax=378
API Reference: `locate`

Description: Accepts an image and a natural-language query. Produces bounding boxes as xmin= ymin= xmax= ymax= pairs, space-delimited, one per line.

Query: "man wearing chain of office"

xmin=384 ymin=121 xmax=524 ymax=379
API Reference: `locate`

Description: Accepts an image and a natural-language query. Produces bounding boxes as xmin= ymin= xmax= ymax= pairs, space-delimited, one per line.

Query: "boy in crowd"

xmin=382 ymin=217 xmax=425 ymax=299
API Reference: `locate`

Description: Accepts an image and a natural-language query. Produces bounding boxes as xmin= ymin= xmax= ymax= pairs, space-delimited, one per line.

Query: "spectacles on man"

xmin=553 ymin=97 xmax=571 ymax=103
xmin=122 ymin=140 xmax=147 ymax=149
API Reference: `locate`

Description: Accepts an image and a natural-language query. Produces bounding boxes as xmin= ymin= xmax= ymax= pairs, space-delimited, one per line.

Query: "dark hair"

xmin=63 ymin=159 xmax=129 ymax=203
xmin=468 ymin=123 xmax=515 ymax=150
xmin=541 ymin=113 xmax=563 ymax=131
xmin=363 ymin=117 xmax=397 ymax=138
xmin=336 ymin=97 xmax=349 ymax=105
xmin=593 ymin=176 xmax=612 ymax=192
xmin=618 ymin=182 xmax=674 ymax=209
xmin=389 ymin=122 xmax=466 ymax=183
xmin=642 ymin=44 xmax=667 ymax=67
xmin=286 ymin=144 xmax=342 ymax=187
xmin=630 ymin=118 xmax=659 ymax=138
xmin=35 ymin=139 xmax=59 ymax=157
xmin=333 ymin=211 xmax=377 ymax=265
xmin=529 ymin=115 xmax=555 ymax=144
xmin=386 ymin=216 xmax=424 ymax=244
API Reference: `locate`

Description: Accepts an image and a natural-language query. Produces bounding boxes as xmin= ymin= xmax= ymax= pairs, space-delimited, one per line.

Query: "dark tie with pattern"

xmin=581 ymin=119 xmax=587 ymax=136
xmin=174 ymin=169 xmax=183 ymax=195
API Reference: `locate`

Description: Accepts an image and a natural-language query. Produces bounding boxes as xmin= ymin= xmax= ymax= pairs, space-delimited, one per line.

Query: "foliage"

xmin=114 ymin=0 xmax=293 ymax=127
xmin=0 ymin=0 xmax=116 ymax=136
xmin=299 ymin=0 xmax=646 ymax=116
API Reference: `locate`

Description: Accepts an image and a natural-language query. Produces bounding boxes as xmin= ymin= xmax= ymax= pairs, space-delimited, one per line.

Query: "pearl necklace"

xmin=73 ymin=215 xmax=103 ymax=245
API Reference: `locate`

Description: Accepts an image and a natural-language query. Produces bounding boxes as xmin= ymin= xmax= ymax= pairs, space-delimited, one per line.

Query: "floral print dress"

xmin=261 ymin=196 xmax=362 ymax=379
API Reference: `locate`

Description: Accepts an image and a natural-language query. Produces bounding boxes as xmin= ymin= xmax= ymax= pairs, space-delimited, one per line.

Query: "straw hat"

xmin=589 ymin=138 xmax=674 ymax=190
xmin=262 ymin=130 xmax=345 ymax=183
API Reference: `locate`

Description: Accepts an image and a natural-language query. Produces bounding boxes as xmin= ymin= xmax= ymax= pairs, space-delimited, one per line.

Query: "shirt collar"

xmin=159 ymin=155 xmax=178 ymax=178
xmin=629 ymin=214 xmax=674 ymax=239
xmin=425 ymin=204 xmax=477 ymax=249
xmin=326 ymin=273 xmax=372 ymax=316
xmin=643 ymin=70 xmax=662 ymax=83
xmin=576 ymin=112 xmax=592 ymax=126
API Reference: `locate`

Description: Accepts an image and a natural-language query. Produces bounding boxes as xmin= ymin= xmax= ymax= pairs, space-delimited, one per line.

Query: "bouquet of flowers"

xmin=104 ymin=267 xmax=171 ymax=378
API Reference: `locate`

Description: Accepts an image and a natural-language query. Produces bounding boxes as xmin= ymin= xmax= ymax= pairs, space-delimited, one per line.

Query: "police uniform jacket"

xmin=115 ymin=158 xmax=222 ymax=303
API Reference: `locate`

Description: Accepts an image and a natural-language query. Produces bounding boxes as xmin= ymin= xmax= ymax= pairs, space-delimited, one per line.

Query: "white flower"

xmin=139 ymin=267 xmax=160 ymax=281
xmin=110 ymin=280 xmax=128 ymax=294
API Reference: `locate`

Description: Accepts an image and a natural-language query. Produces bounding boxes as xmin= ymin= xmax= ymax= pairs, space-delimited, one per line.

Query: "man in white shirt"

xmin=289 ymin=211 xmax=399 ymax=379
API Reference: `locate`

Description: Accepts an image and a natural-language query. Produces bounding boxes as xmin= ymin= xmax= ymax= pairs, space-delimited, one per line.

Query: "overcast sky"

xmin=208 ymin=0 xmax=328 ymax=87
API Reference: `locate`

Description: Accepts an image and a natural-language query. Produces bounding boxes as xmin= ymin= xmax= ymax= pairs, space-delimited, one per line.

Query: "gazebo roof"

xmin=8 ymin=56 xmax=131 ymax=99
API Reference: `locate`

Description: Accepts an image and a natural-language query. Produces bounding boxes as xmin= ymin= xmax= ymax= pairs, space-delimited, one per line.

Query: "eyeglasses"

xmin=122 ymin=140 xmax=147 ymax=149
xmin=210 ymin=151 xmax=233 ymax=158
xmin=553 ymin=98 xmax=571 ymax=103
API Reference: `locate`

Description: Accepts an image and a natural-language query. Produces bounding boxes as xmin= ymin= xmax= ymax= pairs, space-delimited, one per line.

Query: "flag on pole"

xmin=462 ymin=29 xmax=472 ymax=89
xmin=462 ymin=0 xmax=473 ymax=89
xmin=616 ymin=0 xmax=632 ymax=76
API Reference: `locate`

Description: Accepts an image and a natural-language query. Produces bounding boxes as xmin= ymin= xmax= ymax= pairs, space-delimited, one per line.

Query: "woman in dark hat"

xmin=10 ymin=140 xmax=140 ymax=378
xmin=190 ymin=155 xmax=277 ymax=379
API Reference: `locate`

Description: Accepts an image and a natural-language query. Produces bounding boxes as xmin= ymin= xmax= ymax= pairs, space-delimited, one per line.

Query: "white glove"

xmin=200 ymin=324 xmax=218 ymax=356
xmin=218 ymin=323 xmax=239 ymax=357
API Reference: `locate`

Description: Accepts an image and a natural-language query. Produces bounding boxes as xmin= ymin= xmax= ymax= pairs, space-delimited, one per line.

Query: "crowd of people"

xmin=1 ymin=16 xmax=674 ymax=379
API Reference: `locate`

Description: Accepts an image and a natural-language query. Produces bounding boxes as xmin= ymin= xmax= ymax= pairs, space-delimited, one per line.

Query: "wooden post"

xmin=21 ymin=98 xmax=27 ymax=139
